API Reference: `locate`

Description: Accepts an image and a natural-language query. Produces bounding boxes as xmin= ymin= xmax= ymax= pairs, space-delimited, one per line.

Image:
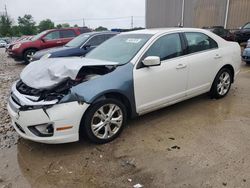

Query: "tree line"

xmin=0 ymin=14 xmax=108 ymax=37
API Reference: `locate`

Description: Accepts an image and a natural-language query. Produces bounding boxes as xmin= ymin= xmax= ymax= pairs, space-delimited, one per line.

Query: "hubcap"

xmin=217 ymin=72 xmax=231 ymax=96
xmin=91 ymin=104 xmax=123 ymax=139
xmin=26 ymin=51 xmax=35 ymax=61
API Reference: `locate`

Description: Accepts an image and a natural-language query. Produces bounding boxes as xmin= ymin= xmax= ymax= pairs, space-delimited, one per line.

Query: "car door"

xmin=183 ymin=32 xmax=221 ymax=97
xmin=60 ymin=30 xmax=77 ymax=45
xmin=133 ymin=33 xmax=188 ymax=114
xmin=41 ymin=31 xmax=62 ymax=49
xmin=83 ymin=35 xmax=107 ymax=54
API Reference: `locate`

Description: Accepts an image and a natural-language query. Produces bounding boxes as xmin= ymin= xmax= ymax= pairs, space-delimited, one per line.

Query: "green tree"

xmin=95 ymin=26 xmax=108 ymax=31
xmin=61 ymin=23 xmax=70 ymax=28
xmin=11 ymin=25 xmax=21 ymax=36
xmin=38 ymin=19 xmax=54 ymax=32
xmin=74 ymin=24 xmax=78 ymax=27
xmin=18 ymin=14 xmax=36 ymax=35
xmin=56 ymin=24 xmax=62 ymax=29
xmin=0 ymin=14 xmax=13 ymax=37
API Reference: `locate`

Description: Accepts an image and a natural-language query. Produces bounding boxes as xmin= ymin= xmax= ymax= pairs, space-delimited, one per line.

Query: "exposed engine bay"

xmin=16 ymin=65 xmax=116 ymax=104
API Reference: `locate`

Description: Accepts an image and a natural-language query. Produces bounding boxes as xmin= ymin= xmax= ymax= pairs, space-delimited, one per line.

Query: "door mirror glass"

xmin=83 ymin=44 xmax=91 ymax=49
xmin=142 ymin=56 xmax=161 ymax=67
xmin=41 ymin=38 xmax=46 ymax=43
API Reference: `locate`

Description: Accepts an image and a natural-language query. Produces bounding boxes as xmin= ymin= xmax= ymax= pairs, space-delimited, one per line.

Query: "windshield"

xmin=86 ymin=34 xmax=152 ymax=64
xmin=243 ymin=23 xmax=250 ymax=29
xmin=31 ymin=31 xmax=48 ymax=41
xmin=65 ymin=33 xmax=90 ymax=47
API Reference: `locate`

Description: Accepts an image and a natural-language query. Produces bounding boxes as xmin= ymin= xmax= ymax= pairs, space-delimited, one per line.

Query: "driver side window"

xmin=145 ymin=33 xmax=183 ymax=61
xmin=43 ymin=31 xmax=60 ymax=40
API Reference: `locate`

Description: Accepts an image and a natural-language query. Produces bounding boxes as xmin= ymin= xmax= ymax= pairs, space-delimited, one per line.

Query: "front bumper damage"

xmin=7 ymin=82 xmax=89 ymax=144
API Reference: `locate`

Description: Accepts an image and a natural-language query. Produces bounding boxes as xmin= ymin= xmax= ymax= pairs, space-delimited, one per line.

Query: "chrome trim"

xmin=9 ymin=96 xmax=20 ymax=113
xmin=12 ymin=82 xmax=58 ymax=106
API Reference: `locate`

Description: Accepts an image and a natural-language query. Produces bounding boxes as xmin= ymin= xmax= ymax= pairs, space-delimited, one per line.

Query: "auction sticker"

xmin=126 ymin=38 xmax=142 ymax=43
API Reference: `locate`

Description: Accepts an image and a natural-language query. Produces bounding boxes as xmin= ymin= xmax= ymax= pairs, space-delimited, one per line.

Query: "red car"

xmin=7 ymin=27 xmax=91 ymax=63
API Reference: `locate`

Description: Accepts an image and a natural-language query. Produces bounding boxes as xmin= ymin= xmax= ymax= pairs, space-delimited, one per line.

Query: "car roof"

xmin=83 ymin=31 xmax=119 ymax=36
xmin=123 ymin=27 xmax=210 ymax=35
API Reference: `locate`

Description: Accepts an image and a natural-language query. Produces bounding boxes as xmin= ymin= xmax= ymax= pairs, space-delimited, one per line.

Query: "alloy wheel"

xmin=91 ymin=104 xmax=123 ymax=140
xmin=26 ymin=51 xmax=35 ymax=62
xmin=217 ymin=71 xmax=231 ymax=96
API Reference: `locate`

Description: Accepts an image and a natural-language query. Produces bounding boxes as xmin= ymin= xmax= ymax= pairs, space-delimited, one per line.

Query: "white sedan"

xmin=7 ymin=28 xmax=241 ymax=144
xmin=0 ymin=40 xmax=7 ymax=48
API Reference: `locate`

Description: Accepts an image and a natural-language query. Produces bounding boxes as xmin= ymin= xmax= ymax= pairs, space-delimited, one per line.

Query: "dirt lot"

xmin=0 ymin=48 xmax=250 ymax=188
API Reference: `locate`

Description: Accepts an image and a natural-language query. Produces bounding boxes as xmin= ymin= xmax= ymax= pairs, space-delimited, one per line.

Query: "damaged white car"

xmin=7 ymin=28 xmax=241 ymax=144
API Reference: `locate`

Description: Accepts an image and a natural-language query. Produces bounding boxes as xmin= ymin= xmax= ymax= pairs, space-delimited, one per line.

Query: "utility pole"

xmin=4 ymin=4 xmax=8 ymax=17
xmin=131 ymin=16 xmax=134 ymax=29
xmin=224 ymin=0 xmax=230 ymax=28
xmin=181 ymin=0 xmax=185 ymax=27
xmin=82 ymin=18 xmax=85 ymax=27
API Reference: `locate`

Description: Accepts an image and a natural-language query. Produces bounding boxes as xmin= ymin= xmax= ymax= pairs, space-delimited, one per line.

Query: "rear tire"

xmin=23 ymin=49 xmax=37 ymax=63
xmin=81 ymin=98 xmax=127 ymax=144
xmin=210 ymin=68 xmax=232 ymax=99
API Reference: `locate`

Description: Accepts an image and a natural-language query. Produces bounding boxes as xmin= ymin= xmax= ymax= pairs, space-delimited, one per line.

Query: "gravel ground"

xmin=0 ymin=48 xmax=24 ymax=149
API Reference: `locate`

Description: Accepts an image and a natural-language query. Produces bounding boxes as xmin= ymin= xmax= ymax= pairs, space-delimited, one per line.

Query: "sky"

xmin=0 ymin=0 xmax=145 ymax=29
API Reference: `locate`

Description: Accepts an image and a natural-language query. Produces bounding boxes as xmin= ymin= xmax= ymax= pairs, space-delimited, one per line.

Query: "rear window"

xmin=185 ymin=32 xmax=218 ymax=54
xmin=60 ymin=30 xmax=77 ymax=38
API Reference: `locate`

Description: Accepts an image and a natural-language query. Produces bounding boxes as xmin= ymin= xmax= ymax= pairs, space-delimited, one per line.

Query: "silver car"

xmin=242 ymin=39 xmax=250 ymax=64
xmin=0 ymin=40 xmax=7 ymax=48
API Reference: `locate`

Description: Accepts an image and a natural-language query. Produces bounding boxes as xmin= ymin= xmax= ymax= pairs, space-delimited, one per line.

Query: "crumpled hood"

xmin=20 ymin=57 xmax=119 ymax=90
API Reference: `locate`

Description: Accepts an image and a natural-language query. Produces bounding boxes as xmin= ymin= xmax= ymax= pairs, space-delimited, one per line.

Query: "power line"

xmin=49 ymin=16 xmax=144 ymax=23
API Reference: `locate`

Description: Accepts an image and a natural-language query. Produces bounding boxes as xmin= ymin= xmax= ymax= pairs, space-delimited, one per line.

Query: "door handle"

xmin=176 ymin=64 xmax=187 ymax=69
xmin=56 ymin=41 xmax=63 ymax=44
xmin=214 ymin=54 xmax=222 ymax=59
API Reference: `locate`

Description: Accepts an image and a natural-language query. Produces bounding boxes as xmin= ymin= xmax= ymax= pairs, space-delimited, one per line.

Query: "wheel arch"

xmin=22 ymin=47 xmax=39 ymax=58
xmin=220 ymin=64 xmax=235 ymax=83
xmin=91 ymin=92 xmax=134 ymax=119
xmin=78 ymin=91 xmax=133 ymax=140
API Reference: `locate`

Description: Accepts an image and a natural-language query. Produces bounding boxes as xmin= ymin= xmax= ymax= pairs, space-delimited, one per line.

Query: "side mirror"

xmin=83 ymin=44 xmax=91 ymax=50
xmin=142 ymin=56 xmax=161 ymax=67
xmin=41 ymin=38 xmax=46 ymax=43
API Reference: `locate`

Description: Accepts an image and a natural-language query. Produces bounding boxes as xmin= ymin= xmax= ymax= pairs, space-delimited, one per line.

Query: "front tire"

xmin=23 ymin=49 xmax=37 ymax=63
xmin=210 ymin=68 xmax=232 ymax=99
xmin=82 ymin=98 xmax=127 ymax=144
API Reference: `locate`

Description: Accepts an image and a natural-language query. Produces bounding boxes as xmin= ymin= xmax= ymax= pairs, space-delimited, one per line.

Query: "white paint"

xmin=132 ymin=28 xmax=241 ymax=115
xmin=7 ymin=101 xmax=89 ymax=144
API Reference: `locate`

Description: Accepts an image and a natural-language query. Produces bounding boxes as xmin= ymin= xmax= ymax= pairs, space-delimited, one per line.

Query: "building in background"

xmin=146 ymin=0 xmax=250 ymax=29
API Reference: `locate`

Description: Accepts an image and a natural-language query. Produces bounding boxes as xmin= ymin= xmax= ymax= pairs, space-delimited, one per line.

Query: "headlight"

xmin=41 ymin=53 xmax=51 ymax=59
xmin=12 ymin=43 xmax=21 ymax=49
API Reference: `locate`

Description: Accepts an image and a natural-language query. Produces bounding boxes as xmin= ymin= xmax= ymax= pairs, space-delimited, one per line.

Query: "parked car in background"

xmin=5 ymin=35 xmax=33 ymax=53
xmin=7 ymin=28 xmax=241 ymax=144
xmin=234 ymin=22 xmax=250 ymax=44
xmin=7 ymin=27 xmax=91 ymax=63
xmin=0 ymin=40 xmax=7 ymax=48
xmin=204 ymin=26 xmax=235 ymax=41
xmin=31 ymin=31 xmax=118 ymax=61
xmin=242 ymin=39 xmax=250 ymax=64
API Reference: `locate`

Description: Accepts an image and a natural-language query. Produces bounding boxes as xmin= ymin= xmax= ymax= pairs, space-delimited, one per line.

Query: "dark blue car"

xmin=31 ymin=31 xmax=118 ymax=61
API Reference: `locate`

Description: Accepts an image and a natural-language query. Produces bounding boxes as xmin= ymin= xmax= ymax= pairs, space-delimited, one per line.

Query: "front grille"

xmin=16 ymin=80 xmax=41 ymax=96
